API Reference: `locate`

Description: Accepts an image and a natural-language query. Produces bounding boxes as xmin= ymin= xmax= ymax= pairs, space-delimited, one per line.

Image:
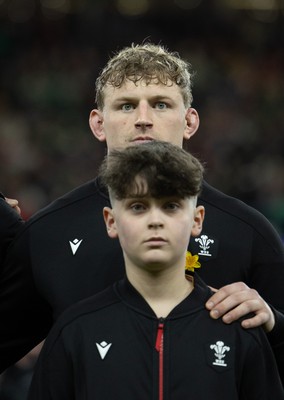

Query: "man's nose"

xmin=135 ymin=103 xmax=153 ymax=130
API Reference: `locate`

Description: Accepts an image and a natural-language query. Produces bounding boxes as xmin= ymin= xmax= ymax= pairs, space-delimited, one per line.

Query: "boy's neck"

xmin=126 ymin=265 xmax=194 ymax=318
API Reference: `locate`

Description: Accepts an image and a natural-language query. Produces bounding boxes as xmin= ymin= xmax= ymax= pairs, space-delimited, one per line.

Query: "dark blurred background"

xmin=0 ymin=0 xmax=284 ymax=238
xmin=0 ymin=1 xmax=284 ymax=398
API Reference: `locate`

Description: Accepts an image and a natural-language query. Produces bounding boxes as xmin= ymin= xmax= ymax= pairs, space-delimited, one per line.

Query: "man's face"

xmin=90 ymin=80 xmax=199 ymax=151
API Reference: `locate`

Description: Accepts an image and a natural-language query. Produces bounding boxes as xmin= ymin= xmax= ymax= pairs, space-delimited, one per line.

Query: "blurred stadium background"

xmin=0 ymin=1 xmax=284 ymax=398
xmin=0 ymin=0 xmax=284 ymax=240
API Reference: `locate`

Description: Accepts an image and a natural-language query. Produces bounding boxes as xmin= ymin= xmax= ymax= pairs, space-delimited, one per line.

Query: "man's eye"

xmin=155 ymin=102 xmax=167 ymax=110
xmin=122 ymin=104 xmax=134 ymax=111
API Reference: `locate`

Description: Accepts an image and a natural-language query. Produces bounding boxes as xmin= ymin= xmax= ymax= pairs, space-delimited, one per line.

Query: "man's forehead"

xmin=104 ymin=79 xmax=181 ymax=98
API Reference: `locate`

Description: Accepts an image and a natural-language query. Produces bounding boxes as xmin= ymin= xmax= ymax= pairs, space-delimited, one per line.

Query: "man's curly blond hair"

xmin=95 ymin=43 xmax=194 ymax=109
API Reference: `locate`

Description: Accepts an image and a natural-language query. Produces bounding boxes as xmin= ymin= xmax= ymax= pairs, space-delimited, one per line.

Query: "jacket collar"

xmin=113 ymin=274 xmax=212 ymax=319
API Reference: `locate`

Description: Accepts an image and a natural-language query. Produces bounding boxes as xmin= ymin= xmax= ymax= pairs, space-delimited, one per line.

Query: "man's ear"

xmin=103 ymin=207 xmax=118 ymax=238
xmin=191 ymin=205 xmax=205 ymax=237
xmin=89 ymin=109 xmax=106 ymax=142
xmin=183 ymin=108 xmax=200 ymax=141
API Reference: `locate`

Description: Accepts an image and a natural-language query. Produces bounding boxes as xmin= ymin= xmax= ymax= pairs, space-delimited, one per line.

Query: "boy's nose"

xmin=148 ymin=208 xmax=164 ymax=229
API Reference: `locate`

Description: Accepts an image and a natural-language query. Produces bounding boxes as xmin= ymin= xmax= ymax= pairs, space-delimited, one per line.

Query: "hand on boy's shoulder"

xmin=206 ymin=282 xmax=275 ymax=332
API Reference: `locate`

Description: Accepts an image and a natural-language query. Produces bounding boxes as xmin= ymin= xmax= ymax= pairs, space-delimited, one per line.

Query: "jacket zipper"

xmin=155 ymin=319 xmax=164 ymax=400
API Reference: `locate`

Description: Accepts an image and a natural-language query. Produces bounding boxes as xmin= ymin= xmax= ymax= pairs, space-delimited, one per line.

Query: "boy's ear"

xmin=89 ymin=109 xmax=106 ymax=142
xmin=103 ymin=207 xmax=118 ymax=238
xmin=191 ymin=205 xmax=205 ymax=237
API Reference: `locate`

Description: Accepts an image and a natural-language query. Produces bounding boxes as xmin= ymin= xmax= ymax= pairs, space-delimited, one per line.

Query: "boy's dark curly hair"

xmin=99 ymin=141 xmax=203 ymax=200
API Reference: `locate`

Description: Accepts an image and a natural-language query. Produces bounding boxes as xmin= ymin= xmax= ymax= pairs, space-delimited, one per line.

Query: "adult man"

xmin=1 ymin=43 xmax=284 ymax=381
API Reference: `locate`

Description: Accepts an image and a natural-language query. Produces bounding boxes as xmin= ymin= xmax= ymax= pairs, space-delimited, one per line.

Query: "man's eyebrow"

xmin=112 ymin=96 xmax=136 ymax=103
xmin=112 ymin=95 xmax=174 ymax=103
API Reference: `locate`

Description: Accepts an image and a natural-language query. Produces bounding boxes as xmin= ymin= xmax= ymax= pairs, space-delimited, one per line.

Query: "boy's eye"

xmin=164 ymin=202 xmax=180 ymax=211
xmin=121 ymin=104 xmax=134 ymax=111
xmin=130 ymin=203 xmax=145 ymax=212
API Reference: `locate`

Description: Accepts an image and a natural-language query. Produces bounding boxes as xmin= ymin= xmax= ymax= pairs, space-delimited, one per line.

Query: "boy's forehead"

xmin=119 ymin=176 xmax=187 ymax=200
xmin=127 ymin=175 xmax=148 ymax=196
xmin=116 ymin=176 xmax=152 ymax=199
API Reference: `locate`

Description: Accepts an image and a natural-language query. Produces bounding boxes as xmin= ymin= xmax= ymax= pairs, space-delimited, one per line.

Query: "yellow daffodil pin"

xmin=185 ymin=251 xmax=201 ymax=273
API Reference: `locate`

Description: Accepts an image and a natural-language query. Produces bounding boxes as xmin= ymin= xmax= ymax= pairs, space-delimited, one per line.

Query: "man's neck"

xmin=126 ymin=265 xmax=194 ymax=318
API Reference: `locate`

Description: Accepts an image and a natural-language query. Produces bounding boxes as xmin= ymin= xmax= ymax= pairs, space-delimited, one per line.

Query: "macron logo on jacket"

xmin=96 ymin=341 xmax=112 ymax=360
xmin=69 ymin=238 xmax=83 ymax=255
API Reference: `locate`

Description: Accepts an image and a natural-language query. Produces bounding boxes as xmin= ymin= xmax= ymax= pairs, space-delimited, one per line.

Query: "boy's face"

xmin=90 ymin=80 xmax=199 ymax=151
xmin=103 ymin=185 xmax=204 ymax=272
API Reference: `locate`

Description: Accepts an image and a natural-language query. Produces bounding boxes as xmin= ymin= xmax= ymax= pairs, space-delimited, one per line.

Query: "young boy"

xmin=28 ymin=141 xmax=283 ymax=399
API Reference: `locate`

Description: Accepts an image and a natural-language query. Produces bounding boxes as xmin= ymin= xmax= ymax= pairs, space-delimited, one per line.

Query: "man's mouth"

xmin=131 ymin=136 xmax=154 ymax=144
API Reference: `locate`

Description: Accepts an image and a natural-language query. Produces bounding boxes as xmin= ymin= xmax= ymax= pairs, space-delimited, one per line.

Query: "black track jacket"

xmin=28 ymin=277 xmax=284 ymax=399
xmin=1 ymin=180 xmax=284 ymax=382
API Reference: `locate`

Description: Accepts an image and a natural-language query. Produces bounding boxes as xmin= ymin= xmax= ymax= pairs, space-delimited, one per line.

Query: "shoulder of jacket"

xmin=50 ymin=286 xmax=119 ymax=337
xmin=27 ymin=178 xmax=103 ymax=223
xmin=200 ymin=181 xmax=275 ymax=228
